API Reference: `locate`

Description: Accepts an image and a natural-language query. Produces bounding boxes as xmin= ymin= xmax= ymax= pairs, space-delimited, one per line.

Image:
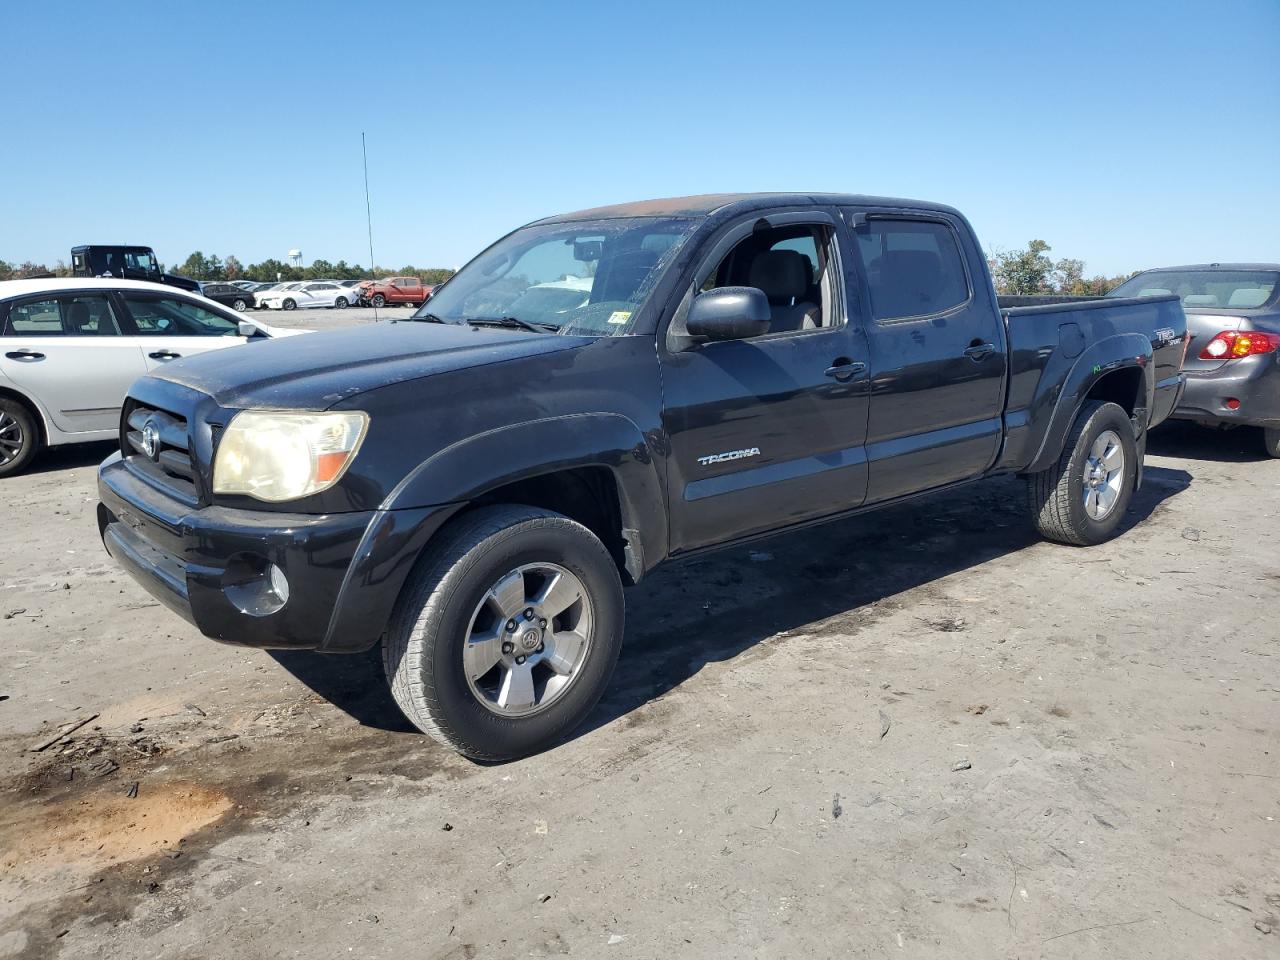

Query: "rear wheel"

xmin=1025 ymin=400 xmax=1138 ymax=546
xmin=383 ymin=505 xmax=624 ymax=761
xmin=371 ymin=293 xmax=386 ymax=308
xmin=335 ymin=296 xmax=349 ymax=309
xmin=1264 ymin=427 xmax=1280 ymax=458
xmin=0 ymin=399 xmax=40 ymax=478
xmin=232 ymin=298 xmax=248 ymax=311
xmin=282 ymin=298 xmax=296 ymax=311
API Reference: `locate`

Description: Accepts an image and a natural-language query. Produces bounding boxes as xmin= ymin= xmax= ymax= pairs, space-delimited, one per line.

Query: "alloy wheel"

xmin=1082 ymin=429 xmax=1125 ymax=520
xmin=0 ymin=412 xmax=23 ymax=465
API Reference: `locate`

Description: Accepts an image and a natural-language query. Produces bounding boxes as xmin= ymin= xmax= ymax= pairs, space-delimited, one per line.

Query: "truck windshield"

xmin=414 ymin=217 xmax=697 ymax=335
xmin=1109 ymin=269 xmax=1278 ymax=309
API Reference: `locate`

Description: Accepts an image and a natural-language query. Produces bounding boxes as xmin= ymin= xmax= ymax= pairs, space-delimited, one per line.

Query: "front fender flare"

xmin=1025 ymin=333 xmax=1153 ymax=474
xmin=382 ymin=412 xmax=668 ymax=576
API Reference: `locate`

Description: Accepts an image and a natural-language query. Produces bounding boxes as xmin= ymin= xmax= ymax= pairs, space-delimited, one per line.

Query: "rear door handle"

xmin=964 ymin=342 xmax=996 ymax=361
xmin=5 ymin=350 xmax=45 ymax=362
xmin=825 ymin=359 xmax=868 ymax=382
xmin=148 ymin=351 xmax=181 ymax=360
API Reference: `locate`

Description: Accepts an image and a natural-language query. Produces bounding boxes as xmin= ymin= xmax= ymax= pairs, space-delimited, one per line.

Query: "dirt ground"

xmin=1 ymin=320 xmax=1277 ymax=958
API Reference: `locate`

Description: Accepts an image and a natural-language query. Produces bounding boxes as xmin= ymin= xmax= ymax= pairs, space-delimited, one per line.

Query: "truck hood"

xmin=147 ymin=321 xmax=587 ymax=409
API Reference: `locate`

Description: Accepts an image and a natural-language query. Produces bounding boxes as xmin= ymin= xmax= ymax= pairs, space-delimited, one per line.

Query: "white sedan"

xmin=0 ymin=277 xmax=305 ymax=476
xmin=256 ymin=281 xmax=356 ymax=310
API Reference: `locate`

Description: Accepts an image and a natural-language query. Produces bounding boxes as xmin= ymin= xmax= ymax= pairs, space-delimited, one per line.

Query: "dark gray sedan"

xmin=1109 ymin=264 xmax=1280 ymax=457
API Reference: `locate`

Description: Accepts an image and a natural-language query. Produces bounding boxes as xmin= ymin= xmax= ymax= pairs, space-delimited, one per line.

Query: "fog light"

xmin=222 ymin=554 xmax=289 ymax=617
xmin=1225 ymin=398 xmax=1241 ymax=410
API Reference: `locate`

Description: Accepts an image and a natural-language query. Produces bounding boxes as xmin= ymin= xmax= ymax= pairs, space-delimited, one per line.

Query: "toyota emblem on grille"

xmin=141 ymin=420 xmax=161 ymax=460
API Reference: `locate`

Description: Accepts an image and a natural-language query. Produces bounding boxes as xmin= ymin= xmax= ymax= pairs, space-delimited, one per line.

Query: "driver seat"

xmin=748 ymin=250 xmax=821 ymax=332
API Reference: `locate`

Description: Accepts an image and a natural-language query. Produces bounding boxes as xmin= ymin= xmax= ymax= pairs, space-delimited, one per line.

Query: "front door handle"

xmin=825 ymin=359 xmax=867 ymax=382
xmin=5 ymin=350 xmax=45 ymax=362
xmin=964 ymin=341 xmax=996 ymax=361
xmin=148 ymin=351 xmax=181 ymax=360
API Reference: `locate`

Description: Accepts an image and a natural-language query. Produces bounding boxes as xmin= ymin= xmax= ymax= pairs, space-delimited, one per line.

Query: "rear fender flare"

xmin=1025 ymin=333 xmax=1153 ymax=474
xmin=382 ymin=412 xmax=668 ymax=575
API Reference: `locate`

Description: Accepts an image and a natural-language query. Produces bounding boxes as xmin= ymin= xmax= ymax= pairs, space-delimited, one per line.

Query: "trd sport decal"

xmin=697 ymin=447 xmax=761 ymax=467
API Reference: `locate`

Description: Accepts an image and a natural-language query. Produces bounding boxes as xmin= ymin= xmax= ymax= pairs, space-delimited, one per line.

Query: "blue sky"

xmin=2 ymin=0 xmax=1276 ymax=276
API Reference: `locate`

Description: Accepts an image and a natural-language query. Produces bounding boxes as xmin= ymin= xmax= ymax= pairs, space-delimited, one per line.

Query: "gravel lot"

xmin=1 ymin=314 xmax=1277 ymax=959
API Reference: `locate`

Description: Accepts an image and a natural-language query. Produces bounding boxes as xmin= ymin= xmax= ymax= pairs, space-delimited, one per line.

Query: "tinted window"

xmin=1108 ymin=269 xmax=1279 ymax=308
xmin=3 ymin=295 xmax=121 ymax=336
xmin=121 ymin=293 xmax=239 ymax=336
xmin=856 ymin=220 xmax=970 ymax=321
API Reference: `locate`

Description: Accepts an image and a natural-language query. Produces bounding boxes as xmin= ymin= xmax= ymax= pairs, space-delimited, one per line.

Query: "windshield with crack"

xmin=413 ymin=217 xmax=696 ymax=335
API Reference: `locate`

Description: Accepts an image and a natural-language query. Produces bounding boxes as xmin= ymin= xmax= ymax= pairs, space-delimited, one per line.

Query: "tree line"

xmin=5 ymin=241 xmax=1130 ymax=294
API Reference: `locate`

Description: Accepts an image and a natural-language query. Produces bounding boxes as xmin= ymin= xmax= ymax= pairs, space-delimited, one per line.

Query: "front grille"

xmin=122 ymin=401 xmax=199 ymax=506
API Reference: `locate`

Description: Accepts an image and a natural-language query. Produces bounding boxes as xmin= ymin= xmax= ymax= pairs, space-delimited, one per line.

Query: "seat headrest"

xmin=1228 ymin=288 xmax=1270 ymax=307
xmin=65 ymin=301 xmax=91 ymax=333
xmin=1136 ymin=288 xmax=1172 ymax=297
xmin=1182 ymin=294 xmax=1218 ymax=306
xmin=749 ymin=250 xmax=809 ymax=302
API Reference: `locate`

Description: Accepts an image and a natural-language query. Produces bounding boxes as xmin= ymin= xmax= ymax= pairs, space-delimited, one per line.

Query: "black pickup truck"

xmin=97 ymin=193 xmax=1187 ymax=760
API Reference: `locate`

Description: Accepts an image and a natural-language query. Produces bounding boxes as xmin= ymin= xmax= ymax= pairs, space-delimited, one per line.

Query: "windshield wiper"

xmin=465 ymin=316 xmax=558 ymax=333
xmin=414 ymin=312 xmax=448 ymax=324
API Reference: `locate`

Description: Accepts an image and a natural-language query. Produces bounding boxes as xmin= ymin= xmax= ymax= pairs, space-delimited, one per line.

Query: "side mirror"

xmin=686 ymin=287 xmax=771 ymax=342
xmin=238 ymin=320 xmax=258 ymax=338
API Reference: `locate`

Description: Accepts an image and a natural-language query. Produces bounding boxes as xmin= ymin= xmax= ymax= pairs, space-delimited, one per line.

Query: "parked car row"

xmin=192 ymin=277 xmax=435 ymax=311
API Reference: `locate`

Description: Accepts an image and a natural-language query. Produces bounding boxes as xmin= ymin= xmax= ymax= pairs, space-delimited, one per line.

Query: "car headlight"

xmin=213 ymin=410 xmax=369 ymax=501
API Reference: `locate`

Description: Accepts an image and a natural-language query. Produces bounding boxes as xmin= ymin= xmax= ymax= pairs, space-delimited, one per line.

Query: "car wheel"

xmin=1264 ymin=427 xmax=1280 ymax=458
xmin=232 ymin=298 xmax=248 ymax=311
xmin=335 ymin=296 xmax=349 ymax=309
xmin=0 ymin=399 xmax=41 ymax=478
xmin=371 ymin=294 xmax=386 ymax=308
xmin=1025 ymin=400 xmax=1139 ymax=546
xmin=282 ymin=298 xmax=296 ymax=311
xmin=383 ymin=505 xmax=624 ymax=761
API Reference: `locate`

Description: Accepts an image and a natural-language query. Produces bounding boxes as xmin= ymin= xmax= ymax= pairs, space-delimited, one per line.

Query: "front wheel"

xmin=383 ymin=505 xmax=624 ymax=761
xmin=335 ymin=296 xmax=349 ymax=309
xmin=0 ymin=399 xmax=40 ymax=477
xmin=282 ymin=298 xmax=296 ymax=311
xmin=1025 ymin=400 xmax=1138 ymax=546
xmin=370 ymin=293 xmax=386 ymax=308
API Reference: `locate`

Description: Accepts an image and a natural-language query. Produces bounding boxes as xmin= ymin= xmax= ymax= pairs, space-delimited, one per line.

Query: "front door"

xmin=846 ymin=211 xmax=1007 ymax=503
xmin=661 ymin=214 xmax=871 ymax=553
xmin=115 ymin=290 xmax=249 ymax=372
xmin=0 ymin=293 xmax=146 ymax=434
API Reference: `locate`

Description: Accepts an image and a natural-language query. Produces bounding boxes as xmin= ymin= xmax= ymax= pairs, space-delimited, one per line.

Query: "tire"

xmin=0 ymin=398 xmax=40 ymax=478
xmin=383 ymin=505 xmax=624 ymax=761
xmin=371 ymin=293 xmax=386 ymax=308
xmin=232 ymin=298 xmax=248 ymax=312
xmin=282 ymin=298 xmax=296 ymax=311
xmin=335 ymin=296 xmax=349 ymax=309
xmin=1025 ymin=400 xmax=1138 ymax=546
xmin=1264 ymin=427 xmax=1280 ymax=458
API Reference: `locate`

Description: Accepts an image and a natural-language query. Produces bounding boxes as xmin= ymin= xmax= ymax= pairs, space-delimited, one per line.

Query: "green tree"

xmin=991 ymin=240 xmax=1055 ymax=295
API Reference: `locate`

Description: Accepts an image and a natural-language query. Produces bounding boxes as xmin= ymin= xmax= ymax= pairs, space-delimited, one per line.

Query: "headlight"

xmin=213 ymin=410 xmax=369 ymax=501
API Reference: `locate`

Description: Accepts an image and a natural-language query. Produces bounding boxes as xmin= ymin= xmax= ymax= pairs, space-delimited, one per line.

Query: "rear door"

xmin=116 ymin=290 xmax=248 ymax=372
xmin=661 ymin=210 xmax=871 ymax=552
xmin=845 ymin=210 xmax=1007 ymax=502
xmin=0 ymin=292 xmax=146 ymax=434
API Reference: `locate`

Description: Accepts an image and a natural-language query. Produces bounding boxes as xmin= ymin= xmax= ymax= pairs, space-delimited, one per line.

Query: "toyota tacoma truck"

xmin=97 ymin=193 xmax=1188 ymax=760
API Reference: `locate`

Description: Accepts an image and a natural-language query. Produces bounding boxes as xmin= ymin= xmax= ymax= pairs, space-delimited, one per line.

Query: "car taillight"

xmin=1198 ymin=331 xmax=1280 ymax=360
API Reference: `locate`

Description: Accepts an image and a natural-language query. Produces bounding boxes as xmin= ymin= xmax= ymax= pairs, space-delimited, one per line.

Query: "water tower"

xmin=288 ymin=249 xmax=303 ymax=268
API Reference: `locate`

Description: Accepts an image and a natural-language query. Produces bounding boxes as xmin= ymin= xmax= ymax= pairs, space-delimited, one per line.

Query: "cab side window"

xmin=855 ymin=220 xmax=970 ymax=322
xmin=698 ymin=224 xmax=837 ymax=334
xmin=3 ymin=295 xmax=121 ymax=336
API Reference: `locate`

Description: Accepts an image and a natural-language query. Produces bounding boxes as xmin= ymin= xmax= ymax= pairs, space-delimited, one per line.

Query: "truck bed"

xmin=993 ymin=294 xmax=1187 ymax=473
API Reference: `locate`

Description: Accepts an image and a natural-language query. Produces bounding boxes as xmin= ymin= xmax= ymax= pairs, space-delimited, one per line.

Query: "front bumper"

xmin=1171 ymin=353 xmax=1280 ymax=428
xmin=97 ymin=452 xmax=455 ymax=652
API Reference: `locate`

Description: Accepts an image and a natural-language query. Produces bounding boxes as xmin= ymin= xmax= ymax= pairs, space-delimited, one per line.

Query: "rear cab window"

xmin=853 ymin=219 xmax=971 ymax=321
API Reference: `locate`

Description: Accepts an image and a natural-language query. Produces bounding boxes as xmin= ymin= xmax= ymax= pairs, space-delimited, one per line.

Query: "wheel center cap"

xmin=520 ymin=628 xmax=541 ymax=651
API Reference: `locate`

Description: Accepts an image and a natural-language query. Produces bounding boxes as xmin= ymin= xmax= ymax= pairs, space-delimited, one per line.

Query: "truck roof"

xmin=1138 ymin=263 xmax=1280 ymax=272
xmin=70 ymin=244 xmax=156 ymax=253
xmin=537 ymin=192 xmax=962 ymax=223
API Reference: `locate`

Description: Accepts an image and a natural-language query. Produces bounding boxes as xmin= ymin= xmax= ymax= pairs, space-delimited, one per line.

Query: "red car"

xmin=358 ymin=277 xmax=432 ymax=308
